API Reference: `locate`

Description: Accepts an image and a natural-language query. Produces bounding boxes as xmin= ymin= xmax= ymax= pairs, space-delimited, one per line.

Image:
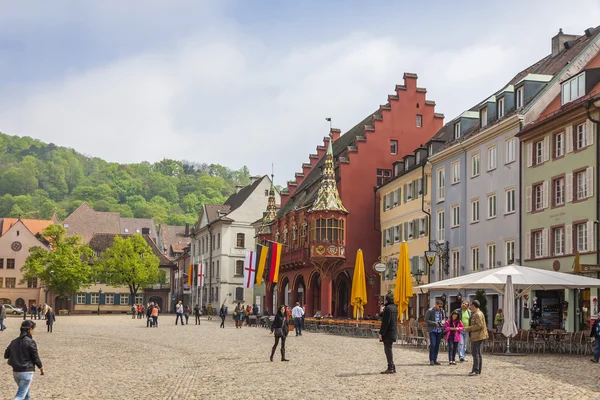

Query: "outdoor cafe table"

xmin=536 ymin=331 xmax=570 ymax=352
xmin=304 ymin=318 xmax=381 ymax=337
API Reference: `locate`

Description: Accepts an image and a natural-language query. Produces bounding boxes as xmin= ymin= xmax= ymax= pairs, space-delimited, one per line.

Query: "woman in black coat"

xmin=46 ymin=308 xmax=56 ymax=333
xmin=378 ymin=294 xmax=398 ymax=374
xmin=270 ymin=305 xmax=290 ymax=362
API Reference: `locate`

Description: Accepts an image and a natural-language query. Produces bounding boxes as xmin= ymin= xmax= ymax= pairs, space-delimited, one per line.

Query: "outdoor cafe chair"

xmin=531 ymin=331 xmax=547 ymax=353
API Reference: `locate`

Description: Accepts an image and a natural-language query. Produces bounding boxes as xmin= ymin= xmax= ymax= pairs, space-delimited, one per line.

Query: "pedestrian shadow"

xmin=435 ymin=373 xmax=468 ymax=376
xmin=336 ymin=372 xmax=382 ymax=377
xmin=396 ymin=364 xmax=434 ymax=367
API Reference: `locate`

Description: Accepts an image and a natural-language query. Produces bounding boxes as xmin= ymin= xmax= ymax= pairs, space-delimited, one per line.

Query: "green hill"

xmin=0 ymin=132 xmax=251 ymax=225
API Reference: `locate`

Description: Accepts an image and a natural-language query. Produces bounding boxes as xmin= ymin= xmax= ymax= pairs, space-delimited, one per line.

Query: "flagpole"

xmin=191 ymin=255 xmax=195 ymax=311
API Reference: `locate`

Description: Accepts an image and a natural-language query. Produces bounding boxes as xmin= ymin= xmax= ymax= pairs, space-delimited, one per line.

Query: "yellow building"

xmin=378 ymin=145 xmax=432 ymax=319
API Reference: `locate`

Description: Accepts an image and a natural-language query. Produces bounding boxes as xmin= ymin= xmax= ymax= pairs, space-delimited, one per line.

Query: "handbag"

xmin=274 ymin=327 xmax=283 ymax=337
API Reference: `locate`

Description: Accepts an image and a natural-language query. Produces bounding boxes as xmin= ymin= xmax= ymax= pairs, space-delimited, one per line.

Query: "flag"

xmin=573 ymin=252 xmax=581 ymax=273
xmin=267 ymin=241 xmax=282 ymax=283
xmin=187 ymin=263 xmax=193 ymax=286
xmin=254 ymin=244 xmax=268 ymax=285
xmin=243 ymin=250 xmax=256 ymax=289
xmin=197 ymin=263 xmax=204 ymax=287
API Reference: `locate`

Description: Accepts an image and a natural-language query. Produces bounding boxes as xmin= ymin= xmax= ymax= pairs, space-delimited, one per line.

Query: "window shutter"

xmin=587 ymin=221 xmax=595 ymax=251
xmin=526 ymin=143 xmax=533 ymax=167
xmin=525 ymin=232 xmax=531 ymax=260
xmin=424 ymin=175 xmax=428 ymax=195
xmin=424 ymin=215 xmax=429 ymax=235
xmin=395 ymin=188 xmax=401 ymax=205
xmin=403 ymin=222 xmax=408 ymax=241
xmin=542 ymin=228 xmax=548 ymax=257
xmin=566 ymin=173 xmax=573 ymax=202
xmin=383 ymin=194 xmax=388 ymax=210
xmin=114 ymin=294 xmax=120 ymax=305
xmin=410 ymin=256 xmax=418 ymax=275
xmin=566 ymin=126 xmax=573 ymax=153
xmin=403 ymin=184 xmax=408 ymax=202
xmin=542 ymin=181 xmax=548 ymax=209
xmin=565 ymin=224 xmax=573 ymax=255
xmin=587 ymin=167 xmax=594 ymax=198
xmin=586 ymin=120 xmax=594 ymax=146
xmin=86 ymin=293 xmax=91 ymax=305
xmin=543 ymin=136 xmax=550 ymax=162
xmin=525 ymin=186 xmax=532 ymax=212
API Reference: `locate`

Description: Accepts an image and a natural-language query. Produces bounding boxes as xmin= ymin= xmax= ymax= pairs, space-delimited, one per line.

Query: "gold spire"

xmin=310 ymin=135 xmax=348 ymax=213
xmin=264 ymin=173 xmax=277 ymax=224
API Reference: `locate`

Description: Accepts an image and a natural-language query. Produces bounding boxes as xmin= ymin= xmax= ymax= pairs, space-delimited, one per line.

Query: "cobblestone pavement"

xmin=0 ymin=315 xmax=599 ymax=399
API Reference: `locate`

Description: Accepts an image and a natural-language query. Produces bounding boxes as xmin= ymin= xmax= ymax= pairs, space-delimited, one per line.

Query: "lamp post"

xmin=441 ymin=293 xmax=447 ymax=312
xmin=97 ymin=288 xmax=102 ymax=315
xmin=414 ymin=270 xmax=424 ymax=286
xmin=427 ymin=240 xmax=450 ymax=276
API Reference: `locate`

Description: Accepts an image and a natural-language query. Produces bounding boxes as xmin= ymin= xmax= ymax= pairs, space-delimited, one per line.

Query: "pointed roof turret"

xmin=310 ymin=135 xmax=348 ymax=213
xmin=264 ymin=174 xmax=278 ymax=224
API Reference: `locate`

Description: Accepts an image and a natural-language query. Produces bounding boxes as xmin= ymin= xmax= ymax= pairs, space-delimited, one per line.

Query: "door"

xmin=54 ymin=296 xmax=69 ymax=312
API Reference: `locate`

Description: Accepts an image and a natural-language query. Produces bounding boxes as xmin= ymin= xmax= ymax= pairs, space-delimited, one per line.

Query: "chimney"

xmin=551 ymin=28 xmax=580 ymax=57
xmin=185 ymin=222 xmax=190 ymax=237
xmin=235 ymin=185 xmax=244 ymax=194
xmin=249 ymin=176 xmax=261 ymax=184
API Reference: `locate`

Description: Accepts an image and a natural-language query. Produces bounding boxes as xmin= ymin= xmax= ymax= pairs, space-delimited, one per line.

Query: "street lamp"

xmin=441 ymin=293 xmax=447 ymax=311
xmin=97 ymin=288 xmax=102 ymax=315
xmin=414 ymin=270 xmax=424 ymax=285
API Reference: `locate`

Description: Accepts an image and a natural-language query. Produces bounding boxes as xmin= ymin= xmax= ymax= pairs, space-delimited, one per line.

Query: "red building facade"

xmin=258 ymin=73 xmax=444 ymax=317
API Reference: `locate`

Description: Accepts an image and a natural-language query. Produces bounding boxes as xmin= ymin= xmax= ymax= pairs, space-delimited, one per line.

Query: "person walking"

xmin=37 ymin=306 xmax=42 ymax=321
xmin=425 ymin=300 xmax=446 ymax=365
xmin=590 ymin=312 xmax=600 ymax=363
xmin=270 ymin=305 xmax=290 ymax=362
xmin=151 ymin=304 xmax=159 ymax=328
xmin=22 ymin=305 xmax=27 ymax=321
xmin=378 ymin=293 xmax=399 ymax=374
xmin=175 ymin=301 xmax=184 ymax=326
xmin=454 ymin=301 xmax=472 ymax=362
xmin=4 ymin=320 xmax=45 ymax=400
xmin=0 ymin=302 xmax=6 ymax=331
xmin=45 ymin=308 xmax=56 ymax=333
xmin=463 ymin=300 xmax=488 ymax=376
xmin=207 ymin=303 xmax=213 ymax=321
xmin=131 ymin=304 xmax=137 ymax=319
xmin=194 ymin=304 xmax=201 ymax=325
xmin=292 ymin=302 xmax=304 ymax=336
xmin=444 ymin=311 xmax=464 ymax=365
xmin=146 ymin=304 xmax=153 ymax=327
xmin=494 ymin=309 xmax=504 ymax=331
xmin=184 ymin=305 xmax=191 ymax=325
xmin=234 ymin=303 xmax=243 ymax=329
xmin=219 ymin=304 xmax=226 ymax=328
xmin=30 ymin=305 xmax=37 ymax=320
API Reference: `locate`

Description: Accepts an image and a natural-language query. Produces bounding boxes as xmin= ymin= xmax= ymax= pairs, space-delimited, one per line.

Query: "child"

xmin=444 ymin=311 xmax=464 ymax=365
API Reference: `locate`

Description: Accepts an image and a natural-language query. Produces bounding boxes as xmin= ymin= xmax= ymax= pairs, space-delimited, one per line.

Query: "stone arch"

xmin=278 ymin=276 xmax=291 ymax=307
xmin=307 ymin=271 xmax=321 ymax=316
xmin=333 ymin=270 xmax=352 ymax=318
xmin=292 ymin=272 xmax=307 ymax=306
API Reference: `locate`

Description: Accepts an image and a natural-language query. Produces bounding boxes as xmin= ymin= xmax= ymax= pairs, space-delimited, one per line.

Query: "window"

xmin=454 ymin=122 xmax=461 ymax=139
xmin=235 ymin=287 xmax=244 ymax=301
xmin=505 ymin=188 xmax=515 ymax=214
xmin=471 ymin=247 xmax=480 ymax=271
xmin=236 ymin=233 xmax=245 ymax=248
xmin=120 ymin=294 xmax=130 ymax=305
xmin=377 ymin=169 xmax=392 ymax=186
xmin=135 ymin=294 xmax=144 ymax=305
xmin=553 ymin=227 xmax=565 ymax=256
xmin=76 ymin=293 xmax=86 ymax=304
xmin=576 ymin=123 xmax=588 ymax=150
xmin=105 ymin=294 xmax=114 ymax=305
xmin=487 ymin=244 xmax=496 ymax=269
xmin=416 ymin=114 xmax=423 ymax=128
xmin=5 ymin=278 xmax=15 ymax=288
xmin=481 ymin=107 xmax=488 ymax=127
xmin=416 ymin=152 xmax=421 ymax=164
xmin=0 ymin=259 xmax=3 ymax=268
xmin=505 ymin=138 xmax=516 ymax=164
xmin=428 ymin=144 xmax=434 ymax=156
xmin=516 ymin=86 xmax=524 ymax=108
xmin=533 ymin=184 xmax=544 ymax=211
xmin=451 ymin=161 xmax=460 ymax=184
xmin=498 ymin=97 xmax=505 ymax=118
xmin=217 ymin=233 xmax=220 ymax=249
xmin=487 ymin=146 xmax=497 ymax=170
xmin=487 ymin=194 xmax=497 ymax=219
xmin=505 ymin=240 xmax=515 ymax=264
xmin=553 ymin=177 xmax=565 ymax=206
xmin=437 ymin=168 xmax=445 ymax=201
xmin=534 ymin=140 xmax=544 ymax=165
xmin=394 ymin=225 xmax=401 ymax=243
xmin=235 ymin=260 xmax=244 ymax=276
xmin=451 ymin=205 xmax=460 ymax=227
xmin=534 ymin=231 xmax=543 ymax=258
xmin=576 ymin=170 xmax=588 ymax=200
xmin=471 ymin=153 xmax=480 ymax=177
xmin=577 ymin=223 xmax=588 ymax=252
xmin=437 ymin=210 xmax=445 ymax=242
xmin=6 ymin=259 xmax=15 ymax=269
xmin=555 ymin=132 xmax=564 ymax=158
xmin=90 ymin=293 xmax=99 ymax=305
xmin=390 ymin=140 xmax=398 ymax=155
xmin=451 ymin=250 xmax=460 ymax=277
xmin=216 ymin=260 xmax=220 ymax=278
xmin=561 ymin=73 xmax=585 ymax=104
xmin=310 ymin=218 xmax=344 ymax=243
xmin=471 ymin=199 xmax=479 ymax=223
xmin=0 ymin=278 xmax=3 ymax=288
xmin=265 ymin=189 xmax=269 ymax=196
xmin=27 ymin=278 xmax=37 ymax=288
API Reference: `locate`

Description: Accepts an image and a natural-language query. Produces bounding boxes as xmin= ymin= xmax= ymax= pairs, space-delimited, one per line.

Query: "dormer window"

xmin=428 ymin=144 xmax=433 ymax=156
xmin=454 ymin=122 xmax=461 ymax=140
xmin=481 ymin=107 xmax=488 ymax=128
xmin=516 ymin=87 xmax=524 ymax=108
xmin=405 ymin=162 xmax=409 ymax=171
xmin=498 ymin=98 xmax=505 ymax=118
xmin=416 ymin=152 xmax=421 ymax=164
xmin=561 ymin=73 xmax=585 ymax=105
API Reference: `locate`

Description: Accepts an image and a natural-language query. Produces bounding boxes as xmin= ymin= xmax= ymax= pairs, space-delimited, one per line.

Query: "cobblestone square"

xmin=0 ymin=315 xmax=599 ymax=399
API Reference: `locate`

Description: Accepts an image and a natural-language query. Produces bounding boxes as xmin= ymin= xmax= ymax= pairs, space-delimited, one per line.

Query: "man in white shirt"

xmin=291 ymin=302 xmax=304 ymax=336
xmin=175 ymin=301 xmax=184 ymax=326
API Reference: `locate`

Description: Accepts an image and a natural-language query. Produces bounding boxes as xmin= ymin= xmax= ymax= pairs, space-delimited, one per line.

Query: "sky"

xmin=1 ymin=1 xmax=600 ymax=185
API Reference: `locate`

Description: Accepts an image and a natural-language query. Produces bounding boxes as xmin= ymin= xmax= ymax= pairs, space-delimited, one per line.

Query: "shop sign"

xmin=581 ymin=264 xmax=600 ymax=272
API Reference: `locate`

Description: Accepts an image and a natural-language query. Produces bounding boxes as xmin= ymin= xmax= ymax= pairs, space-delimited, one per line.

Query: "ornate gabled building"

xmin=256 ymin=74 xmax=444 ymax=317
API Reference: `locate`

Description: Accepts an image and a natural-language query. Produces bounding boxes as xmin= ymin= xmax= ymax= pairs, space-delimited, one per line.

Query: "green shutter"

xmin=403 ymin=222 xmax=408 ymax=239
xmin=424 ymin=175 xmax=428 ymax=195
xmin=100 ymin=293 xmax=105 ymax=305
xmin=114 ymin=294 xmax=120 ymax=305
xmin=383 ymin=194 xmax=387 ymax=210
xmin=397 ymin=188 xmax=401 ymax=204
xmin=86 ymin=293 xmax=91 ymax=305
xmin=425 ymin=215 xmax=429 ymax=235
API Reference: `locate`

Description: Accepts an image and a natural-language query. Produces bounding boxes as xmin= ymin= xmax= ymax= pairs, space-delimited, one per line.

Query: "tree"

xmin=474 ymin=289 xmax=489 ymax=325
xmin=21 ymin=225 xmax=93 ymax=298
xmin=96 ymin=234 xmax=161 ymax=305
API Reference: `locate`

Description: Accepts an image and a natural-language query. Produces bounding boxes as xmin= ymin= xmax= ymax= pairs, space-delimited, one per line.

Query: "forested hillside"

xmin=0 ymin=132 xmax=251 ymax=225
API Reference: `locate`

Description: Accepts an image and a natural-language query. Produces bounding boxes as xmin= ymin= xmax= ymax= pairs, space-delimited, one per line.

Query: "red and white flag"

xmin=197 ymin=263 xmax=204 ymax=287
xmin=243 ymin=250 xmax=256 ymax=289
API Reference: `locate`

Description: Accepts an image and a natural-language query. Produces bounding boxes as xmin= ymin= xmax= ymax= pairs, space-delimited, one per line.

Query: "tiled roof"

xmin=0 ymin=218 xmax=53 ymax=236
xmin=120 ymin=217 xmax=157 ymax=238
xmin=223 ymin=176 xmax=267 ymax=212
xmin=170 ymin=243 xmax=189 ymax=253
xmin=89 ymin=233 xmax=174 ymax=267
xmin=204 ymin=204 xmax=231 ymax=224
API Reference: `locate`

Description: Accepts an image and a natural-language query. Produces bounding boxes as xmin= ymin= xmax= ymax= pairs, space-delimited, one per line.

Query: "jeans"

xmin=458 ymin=331 xmax=469 ymax=359
xmin=220 ymin=315 xmax=225 ymax=328
xmin=594 ymin=336 xmax=600 ymax=362
xmin=429 ymin=331 xmax=443 ymax=362
xmin=471 ymin=340 xmax=483 ymax=374
xmin=294 ymin=317 xmax=302 ymax=335
xmin=176 ymin=313 xmax=184 ymax=325
xmin=0 ymin=318 xmax=5 ymax=331
xmin=13 ymin=371 xmax=34 ymax=400
xmin=383 ymin=341 xmax=394 ymax=368
xmin=448 ymin=340 xmax=458 ymax=361
xmin=184 ymin=314 xmax=189 ymax=324
xmin=47 ymin=323 xmax=53 ymax=333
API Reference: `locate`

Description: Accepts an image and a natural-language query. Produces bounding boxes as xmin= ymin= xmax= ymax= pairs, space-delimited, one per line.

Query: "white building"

xmin=191 ymin=175 xmax=280 ymax=310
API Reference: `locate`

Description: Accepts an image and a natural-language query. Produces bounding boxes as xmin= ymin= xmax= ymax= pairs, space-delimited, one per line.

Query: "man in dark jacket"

xmin=4 ymin=320 xmax=44 ymax=400
xmin=378 ymin=294 xmax=398 ymax=374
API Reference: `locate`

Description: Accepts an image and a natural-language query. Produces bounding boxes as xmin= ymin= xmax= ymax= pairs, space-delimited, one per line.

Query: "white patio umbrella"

xmin=501 ymin=275 xmax=518 ymax=354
